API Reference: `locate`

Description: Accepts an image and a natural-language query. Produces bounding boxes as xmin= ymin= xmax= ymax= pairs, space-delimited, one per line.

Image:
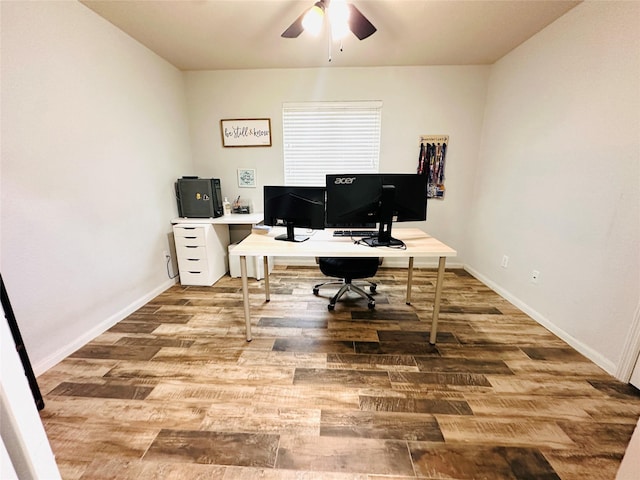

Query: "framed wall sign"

xmin=237 ymin=168 xmax=256 ymax=188
xmin=220 ymin=118 xmax=272 ymax=147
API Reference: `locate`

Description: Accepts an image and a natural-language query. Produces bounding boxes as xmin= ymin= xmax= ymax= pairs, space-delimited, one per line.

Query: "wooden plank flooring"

xmin=37 ymin=266 xmax=640 ymax=479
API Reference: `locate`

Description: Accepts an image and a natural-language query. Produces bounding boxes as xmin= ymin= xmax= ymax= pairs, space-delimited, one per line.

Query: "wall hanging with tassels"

xmin=417 ymin=135 xmax=449 ymax=199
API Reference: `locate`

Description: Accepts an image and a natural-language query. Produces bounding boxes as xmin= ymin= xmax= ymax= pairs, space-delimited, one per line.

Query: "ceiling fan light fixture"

xmin=302 ymin=2 xmax=325 ymax=36
xmin=281 ymin=0 xmax=376 ymax=42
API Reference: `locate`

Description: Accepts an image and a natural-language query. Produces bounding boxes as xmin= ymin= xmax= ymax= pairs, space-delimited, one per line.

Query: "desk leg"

xmin=263 ymin=256 xmax=270 ymax=302
xmin=430 ymin=256 xmax=446 ymax=345
xmin=240 ymin=255 xmax=252 ymax=342
xmin=406 ymin=257 xmax=414 ymax=305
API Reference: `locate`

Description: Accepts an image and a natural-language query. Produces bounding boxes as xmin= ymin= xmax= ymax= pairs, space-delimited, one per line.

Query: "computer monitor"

xmin=263 ymin=186 xmax=326 ymax=242
xmin=325 ymin=173 xmax=428 ymax=247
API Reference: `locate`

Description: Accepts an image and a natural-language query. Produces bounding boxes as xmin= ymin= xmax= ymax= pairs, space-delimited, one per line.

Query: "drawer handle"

xmin=184 ymin=236 xmax=197 ymax=239
xmin=185 ymin=246 xmax=198 ymax=249
xmin=187 ymin=258 xmax=200 ymax=261
xmin=183 ymin=227 xmax=196 ymax=230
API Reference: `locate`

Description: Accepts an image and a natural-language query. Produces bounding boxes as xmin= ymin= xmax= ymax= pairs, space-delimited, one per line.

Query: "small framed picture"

xmin=237 ymin=169 xmax=256 ymax=188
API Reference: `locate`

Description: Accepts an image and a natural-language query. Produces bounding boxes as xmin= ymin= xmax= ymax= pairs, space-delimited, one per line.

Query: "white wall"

xmin=184 ymin=66 xmax=490 ymax=262
xmin=466 ymin=1 xmax=640 ymax=374
xmin=0 ymin=1 xmax=193 ymax=372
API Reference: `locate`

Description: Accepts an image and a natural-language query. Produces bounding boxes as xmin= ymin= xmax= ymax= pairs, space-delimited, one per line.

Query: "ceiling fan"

xmin=281 ymin=0 xmax=377 ymax=41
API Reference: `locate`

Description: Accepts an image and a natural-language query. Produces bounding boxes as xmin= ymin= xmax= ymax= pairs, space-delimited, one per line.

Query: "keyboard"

xmin=332 ymin=230 xmax=378 ymax=237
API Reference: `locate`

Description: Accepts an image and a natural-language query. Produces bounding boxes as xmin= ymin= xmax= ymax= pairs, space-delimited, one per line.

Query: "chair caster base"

xmin=316 ymin=279 xmax=377 ymax=311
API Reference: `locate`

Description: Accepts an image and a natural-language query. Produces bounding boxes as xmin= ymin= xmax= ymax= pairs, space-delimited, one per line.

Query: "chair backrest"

xmin=318 ymin=257 xmax=379 ymax=281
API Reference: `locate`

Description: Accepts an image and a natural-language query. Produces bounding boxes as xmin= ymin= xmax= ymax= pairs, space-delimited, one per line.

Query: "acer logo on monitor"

xmin=334 ymin=177 xmax=356 ymax=185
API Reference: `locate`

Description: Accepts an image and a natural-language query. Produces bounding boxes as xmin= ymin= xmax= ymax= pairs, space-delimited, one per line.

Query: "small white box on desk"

xmin=228 ymin=243 xmax=273 ymax=280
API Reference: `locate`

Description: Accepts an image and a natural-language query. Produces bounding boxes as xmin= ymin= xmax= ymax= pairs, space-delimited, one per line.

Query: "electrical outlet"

xmin=531 ymin=270 xmax=540 ymax=283
xmin=501 ymin=255 xmax=509 ymax=268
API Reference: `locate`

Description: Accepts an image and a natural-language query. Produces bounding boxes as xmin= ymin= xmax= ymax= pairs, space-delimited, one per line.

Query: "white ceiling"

xmin=80 ymin=0 xmax=581 ymax=71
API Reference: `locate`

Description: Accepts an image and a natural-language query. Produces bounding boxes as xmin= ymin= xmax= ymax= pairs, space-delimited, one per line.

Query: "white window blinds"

xmin=282 ymin=101 xmax=382 ymax=186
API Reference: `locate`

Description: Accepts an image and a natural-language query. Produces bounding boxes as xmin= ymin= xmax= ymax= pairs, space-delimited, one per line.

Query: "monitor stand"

xmin=275 ymin=222 xmax=309 ymax=242
xmin=362 ymin=235 xmax=404 ymax=248
xmin=361 ymin=185 xmax=404 ymax=248
xmin=361 ymin=220 xmax=404 ymax=247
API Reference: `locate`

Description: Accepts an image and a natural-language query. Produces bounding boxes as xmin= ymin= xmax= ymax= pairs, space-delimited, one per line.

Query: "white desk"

xmin=229 ymin=227 xmax=457 ymax=344
xmin=172 ymin=212 xmax=264 ymax=226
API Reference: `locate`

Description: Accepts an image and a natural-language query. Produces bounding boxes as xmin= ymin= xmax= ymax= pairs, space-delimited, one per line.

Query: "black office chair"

xmin=313 ymin=257 xmax=380 ymax=310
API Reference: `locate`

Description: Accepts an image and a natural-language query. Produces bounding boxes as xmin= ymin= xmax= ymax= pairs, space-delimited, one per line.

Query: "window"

xmin=282 ymin=101 xmax=382 ymax=186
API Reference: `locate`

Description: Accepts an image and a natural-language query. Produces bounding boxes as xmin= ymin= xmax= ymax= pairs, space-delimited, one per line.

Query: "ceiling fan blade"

xmin=347 ymin=3 xmax=376 ymax=40
xmin=281 ymin=9 xmax=309 ymax=38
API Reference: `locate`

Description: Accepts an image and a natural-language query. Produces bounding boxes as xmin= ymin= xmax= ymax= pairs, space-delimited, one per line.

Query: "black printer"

xmin=175 ymin=177 xmax=223 ymax=218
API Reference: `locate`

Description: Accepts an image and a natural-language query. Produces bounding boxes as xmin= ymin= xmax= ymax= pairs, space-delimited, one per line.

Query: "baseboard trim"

xmin=464 ymin=265 xmax=617 ymax=377
xmin=33 ymin=278 xmax=176 ymax=376
xmin=36 ymin=264 xmax=617 ymax=379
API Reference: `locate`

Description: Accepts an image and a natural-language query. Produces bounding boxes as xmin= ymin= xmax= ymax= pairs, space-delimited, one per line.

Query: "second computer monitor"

xmin=325 ymin=173 xmax=427 ymax=246
xmin=263 ymin=185 xmax=326 ymax=242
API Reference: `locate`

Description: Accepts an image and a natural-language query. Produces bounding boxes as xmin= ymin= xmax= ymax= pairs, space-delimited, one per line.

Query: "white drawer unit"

xmin=173 ymin=223 xmax=230 ymax=286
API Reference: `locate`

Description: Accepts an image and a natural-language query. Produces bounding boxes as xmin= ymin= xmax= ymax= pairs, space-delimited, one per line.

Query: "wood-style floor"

xmin=37 ymin=266 xmax=640 ymax=479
